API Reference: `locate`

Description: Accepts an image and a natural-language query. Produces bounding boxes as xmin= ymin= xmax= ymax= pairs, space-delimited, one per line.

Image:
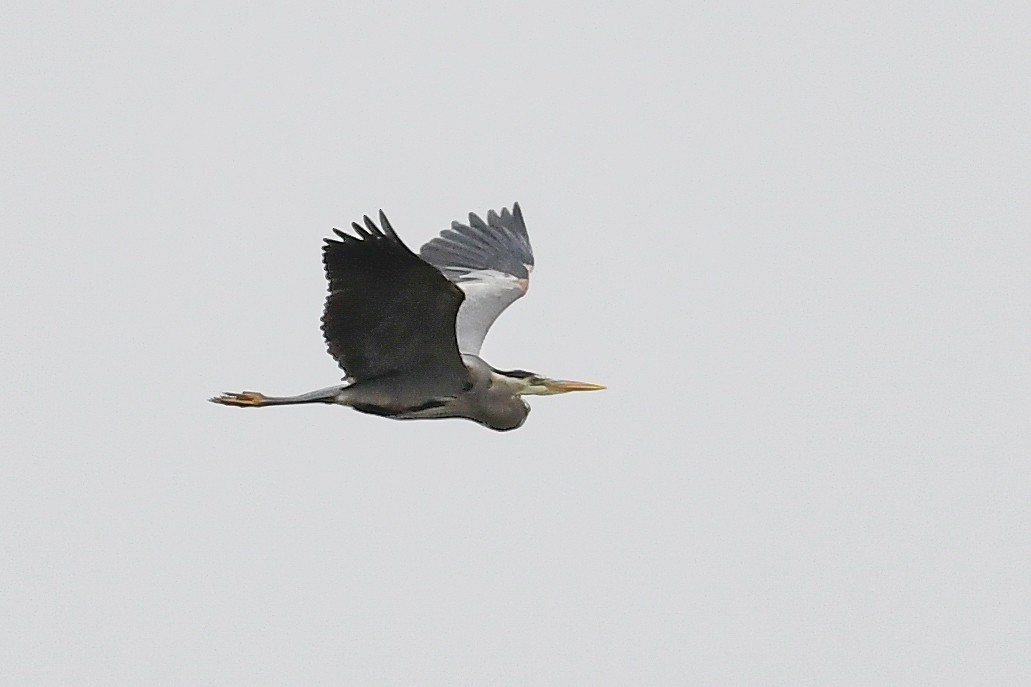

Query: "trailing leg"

xmin=210 ymin=385 xmax=346 ymax=408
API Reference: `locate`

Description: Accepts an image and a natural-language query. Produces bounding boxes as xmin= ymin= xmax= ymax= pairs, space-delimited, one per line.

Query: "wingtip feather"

xmin=379 ymin=210 xmax=397 ymax=238
xmin=362 ymin=215 xmax=381 ymax=237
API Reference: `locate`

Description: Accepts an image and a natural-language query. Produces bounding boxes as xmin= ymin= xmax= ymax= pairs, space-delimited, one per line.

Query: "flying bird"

xmin=210 ymin=203 xmax=604 ymax=430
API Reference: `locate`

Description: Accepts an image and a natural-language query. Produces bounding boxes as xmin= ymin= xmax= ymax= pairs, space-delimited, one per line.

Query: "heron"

xmin=210 ymin=203 xmax=604 ymax=431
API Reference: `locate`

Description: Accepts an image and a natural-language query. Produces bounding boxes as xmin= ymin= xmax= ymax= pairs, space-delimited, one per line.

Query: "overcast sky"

xmin=2 ymin=1 xmax=1029 ymax=684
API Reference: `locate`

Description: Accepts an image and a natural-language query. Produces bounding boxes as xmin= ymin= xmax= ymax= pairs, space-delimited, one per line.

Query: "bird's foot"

xmin=210 ymin=391 xmax=269 ymax=407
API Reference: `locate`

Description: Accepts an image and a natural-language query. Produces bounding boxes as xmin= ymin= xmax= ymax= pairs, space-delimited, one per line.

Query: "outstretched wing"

xmin=418 ymin=203 xmax=534 ymax=356
xmin=321 ymin=212 xmax=469 ymax=393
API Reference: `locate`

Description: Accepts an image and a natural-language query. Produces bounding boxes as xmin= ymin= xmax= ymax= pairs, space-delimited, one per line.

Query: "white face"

xmin=518 ymin=375 xmax=560 ymax=396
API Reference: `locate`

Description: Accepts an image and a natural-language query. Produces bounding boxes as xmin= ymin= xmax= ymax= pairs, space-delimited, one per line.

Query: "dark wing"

xmin=321 ymin=211 xmax=470 ymax=392
xmin=419 ymin=203 xmax=534 ymax=355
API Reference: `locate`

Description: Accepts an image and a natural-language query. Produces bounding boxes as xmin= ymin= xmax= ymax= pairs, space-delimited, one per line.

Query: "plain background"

xmin=2 ymin=1 xmax=1029 ymax=684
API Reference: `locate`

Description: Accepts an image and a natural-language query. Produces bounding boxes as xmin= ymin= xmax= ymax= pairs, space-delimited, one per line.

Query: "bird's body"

xmin=376 ymin=355 xmax=531 ymax=431
xmin=211 ymin=204 xmax=602 ymax=431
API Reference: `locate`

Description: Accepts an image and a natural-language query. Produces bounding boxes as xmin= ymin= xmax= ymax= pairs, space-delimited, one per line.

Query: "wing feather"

xmin=321 ymin=212 xmax=469 ymax=392
xmin=419 ymin=203 xmax=534 ymax=355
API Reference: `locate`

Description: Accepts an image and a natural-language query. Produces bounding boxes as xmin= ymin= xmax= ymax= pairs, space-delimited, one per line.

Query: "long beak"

xmin=543 ymin=379 xmax=607 ymax=393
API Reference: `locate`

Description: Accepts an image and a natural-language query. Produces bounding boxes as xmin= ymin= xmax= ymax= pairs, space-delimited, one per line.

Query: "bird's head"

xmin=495 ymin=369 xmax=606 ymax=396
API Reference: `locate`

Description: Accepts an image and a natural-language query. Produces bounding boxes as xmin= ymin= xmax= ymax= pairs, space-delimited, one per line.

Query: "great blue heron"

xmin=210 ymin=203 xmax=603 ymax=431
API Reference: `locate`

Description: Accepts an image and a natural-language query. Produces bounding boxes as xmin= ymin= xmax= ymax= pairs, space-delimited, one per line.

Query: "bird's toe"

xmin=210 ymin=391 xmax=268 ymax=407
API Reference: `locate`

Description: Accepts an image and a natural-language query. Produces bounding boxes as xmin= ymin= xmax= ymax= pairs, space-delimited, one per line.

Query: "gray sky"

xmin=2 ymin=1 xmax=1029 ymax=684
